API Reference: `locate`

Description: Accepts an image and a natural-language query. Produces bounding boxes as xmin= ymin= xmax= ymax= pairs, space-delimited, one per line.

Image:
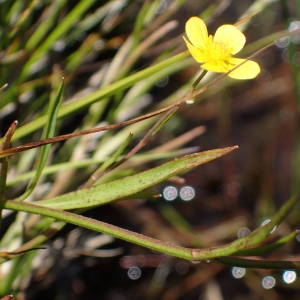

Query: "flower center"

xmin=204 ymin=36 xmax=231 ymax=63
xmin=196 ymin=36 xmax=234 ymax=72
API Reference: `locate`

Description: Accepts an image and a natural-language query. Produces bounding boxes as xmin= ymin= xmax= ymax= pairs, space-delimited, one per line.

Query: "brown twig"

xmin=0 ymin=39 xmax=276 ymax=159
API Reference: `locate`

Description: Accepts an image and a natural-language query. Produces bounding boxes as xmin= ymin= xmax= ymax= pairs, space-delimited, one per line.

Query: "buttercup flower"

xmin=183 ymin=16 xmax=260 ymax=79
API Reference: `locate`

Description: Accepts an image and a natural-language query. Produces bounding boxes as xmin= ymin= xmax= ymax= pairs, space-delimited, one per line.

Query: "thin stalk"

xmin=84 ymin=133 xmax=134 ymax=188
xmin=85 ymin=107 xmax=180 ymax=187
xmin=14 ymin=81 xmax=63 ymax=202
xmin=192 ymin=70 xmax=208 ymax=89
xmin=0 ymin=121 xmax=18 ymax=221
xmin=233 ymin=230 xmax=298 ymax=256
xmin=4 ymin=194 xmax=298 ymax=264
xmin=0 ymin=37 xmax=278 ymax=159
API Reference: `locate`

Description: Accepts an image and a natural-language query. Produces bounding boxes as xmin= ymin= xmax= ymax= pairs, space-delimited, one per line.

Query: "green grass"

xmin=0 ymin=0 xmax=299 ymax=298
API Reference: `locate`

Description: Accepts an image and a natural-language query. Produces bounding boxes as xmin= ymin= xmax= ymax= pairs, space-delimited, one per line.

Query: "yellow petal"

xmin=185 ymin=16 xmax=208 ymax=48
xmin=201 ymin=61 xmax=228 ymax=73
xmin=227 ymin=58 xmax=260 ymax=79
xmin=214 ymin=25 xmax=245 ymax=54
xmin=183 ymin=36 xmax=206 ymax=63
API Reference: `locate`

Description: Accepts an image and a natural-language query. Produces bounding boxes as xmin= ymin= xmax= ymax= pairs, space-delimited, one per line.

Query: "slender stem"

xmin=0 ymin=105 xmax=178 ymax=159
xmin=192 ymin=70 xmax=208 ymax=89
xmin=84 ymin=107 xmax=180 ymax=188
xmin=0 ymin=160 xmax=8 ymax=214
xmin=0 ymin=74 xmax=211 ymax=159
xmin=0 ymin=121 xmax=18 ymax=221
xmin=5 ymin=200 xmax=190 ymax=260
xmin=4 ymin=194 xmax=299 ymax=265
xmin=14 ymin=82 xmax=63 ymax=202
xmin=233 ymin=230 xmax=298 ymax=256
xmin=120 ymin=107 xmax=180 ymax=163
xmin=0 ymin=38 xmax=278 ymax=160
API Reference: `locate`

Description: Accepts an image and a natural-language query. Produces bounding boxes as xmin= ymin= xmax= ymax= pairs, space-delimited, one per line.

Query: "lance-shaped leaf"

xmin=38 ymin=146 xmax=238 ymax=210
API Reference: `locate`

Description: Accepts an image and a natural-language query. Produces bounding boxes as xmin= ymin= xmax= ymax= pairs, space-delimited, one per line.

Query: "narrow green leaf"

xmin=38 ymin=146 xmax=238 ymax=210
xmin=25 ymin=0 xmax=69 ymax=51
xmin=233 ymin=230 xmax=298 ymax=256
xmin=33 ymin=79 xmax=64 ymax=167
xmin=190 ymin=195 xmax=299 ymax=259
xmin=8 ymin=52 xmax=188 ymax=141
xmin=7 ymin=149 xmax=190 ymax=186
xmin=8 ymin=0 xmax=41 ymax=40
xmin=15 ymin=81 xmax=63 ymax=201
xmin=99 ymin=132 xmax=133 ymax=172
xmin=20 ymin=0 xmax=96 ymax=79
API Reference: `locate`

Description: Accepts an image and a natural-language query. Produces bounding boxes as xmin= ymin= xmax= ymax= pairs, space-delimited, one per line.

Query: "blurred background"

xmin=1 ymin=0 xmax=300 ymax=299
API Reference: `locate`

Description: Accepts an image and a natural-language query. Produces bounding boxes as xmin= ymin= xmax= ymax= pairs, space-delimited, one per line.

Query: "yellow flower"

xmin=183 ymin=17 xmax=260 ymax=79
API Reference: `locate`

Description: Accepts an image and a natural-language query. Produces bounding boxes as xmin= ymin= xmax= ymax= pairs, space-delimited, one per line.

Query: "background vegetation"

xmin=0 ymin=0 xmax=300 ymax=299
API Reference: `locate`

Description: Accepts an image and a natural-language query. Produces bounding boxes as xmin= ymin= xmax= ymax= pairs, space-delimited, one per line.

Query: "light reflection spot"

xmin=260 ymin=218 xmax=276 ymax=234
xmin=186 ymin=99 xmax=195 ymax=104
xmin=282 ymin=270 xmax=297 ymax=284
xmin=231 ymin=267 xmax=246 ymax=279
xmin=127 ymin=266 xmax=142 ymax=280
xmin=179 ymin=186 xmax=195 ymax=201
xmin=262 ymin=275 xmax=276 ymax=289
xmin=162 ymin=186 xmax=178 ymax=201
xmin=237 ymin=227 xmax=251 ymax=238
xmin=260 ymin=218 xmax=271 ymax=227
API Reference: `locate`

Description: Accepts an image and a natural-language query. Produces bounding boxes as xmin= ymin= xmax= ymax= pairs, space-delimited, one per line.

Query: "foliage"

xmin=0 ymin=0 xmax=299 ymax=298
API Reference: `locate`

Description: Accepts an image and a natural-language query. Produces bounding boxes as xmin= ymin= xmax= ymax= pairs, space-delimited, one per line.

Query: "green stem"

xmin=5 ymin=200 xmax=190 ymax=259
xmin=192 ymin=70 xmax=208 ymax=89
xmin=233 ymin=230 xmax=298 ymax=256
xmin=15 ymin=81 xmax=63 ymax=202
xmin=4 ymin=195 xmax=298 ymax=263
